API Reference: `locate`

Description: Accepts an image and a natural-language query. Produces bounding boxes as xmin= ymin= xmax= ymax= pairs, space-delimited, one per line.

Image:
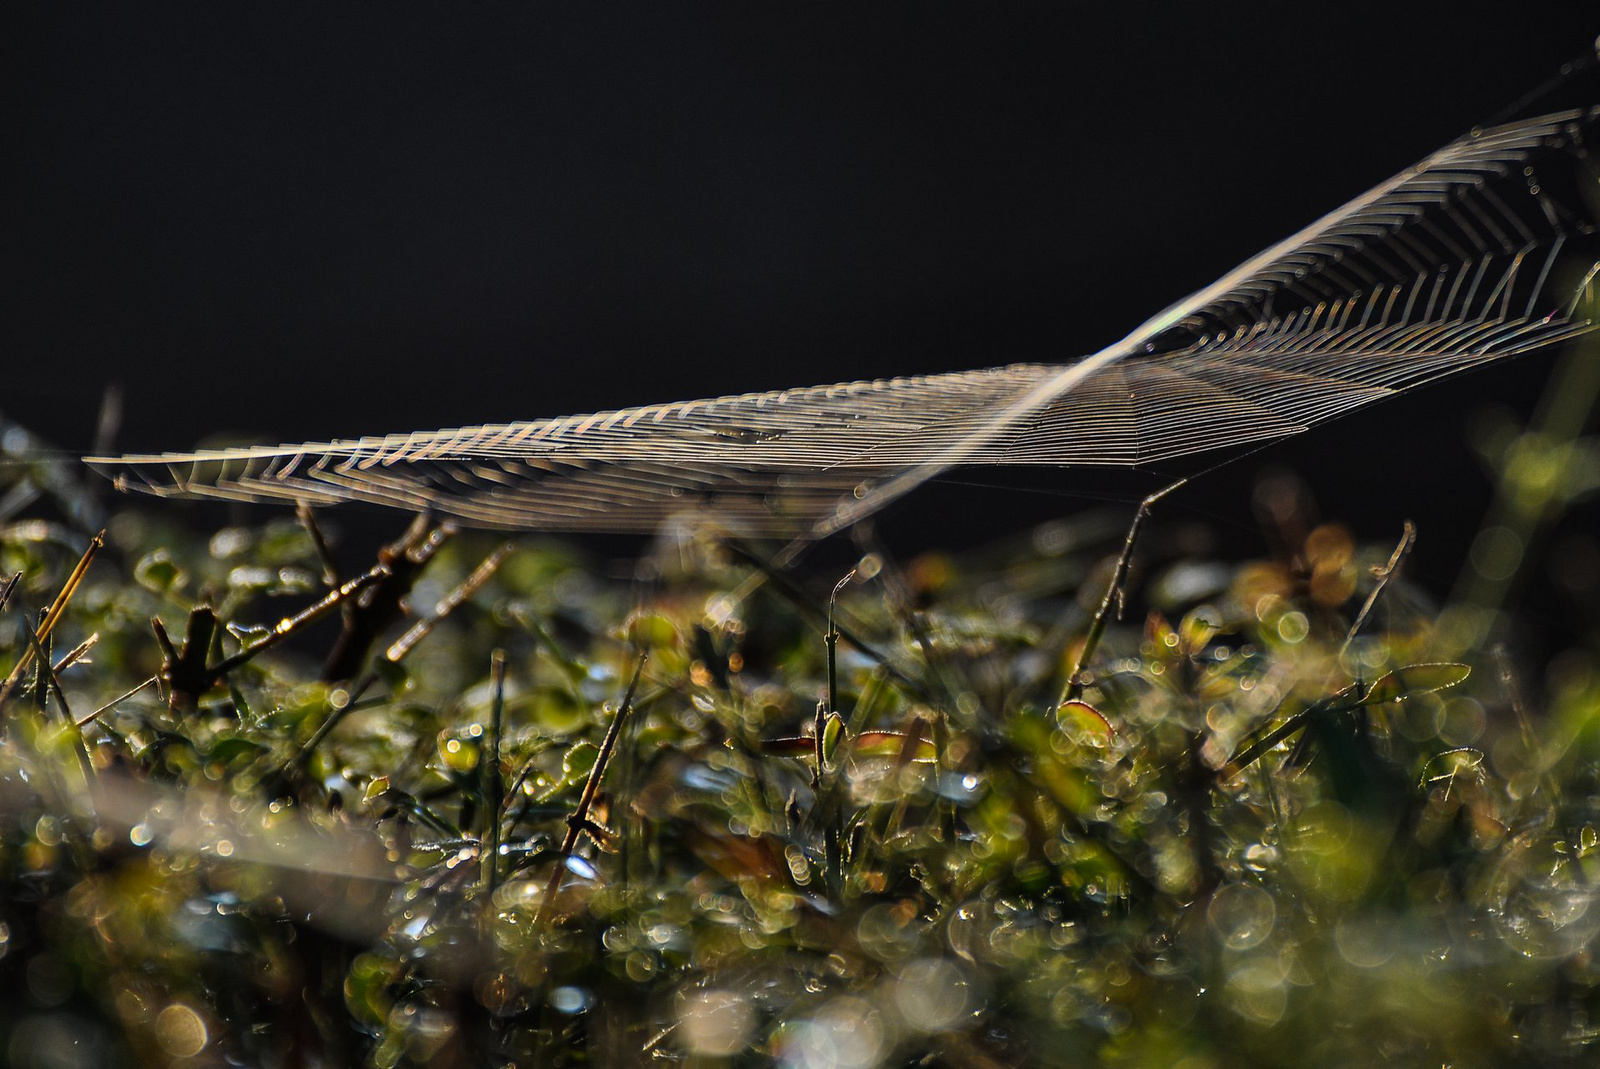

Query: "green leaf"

xmin=1057 ymin=700 xmax=1116 ymax=745
xmin=133 ymin=551 xmax=185 ymax=595
xmin=531 ymin=687 xmax=585 ymax=733
xmin=534 ymin=740 xmax=600 ymax=802
xmin=822 ymin=712 xmax=845 ymax=765
xmin=344 ymin=952 xmax=401 ymax=1028
xmin=204 ymin=737 xmax=267 ymax=766
xmin=227 ymin=683 xmax=253 ymax=723
xmin=1418 ymin=747 xmax=1485 ymax=788
xmin=629 ymin=613 xmax=678 ymax=649
xmin=561 ymin=740 xmax=599 ymax=783
xmin=1362 ymin=663 xmax=1471 ymax=705
xmin=759 ymin=735 xmax=816 ymax=758
xmin=1143 ymin=612 xmax=1178 ymax=657
xmin=256 ymin=520 xmax=316 ymax=566
xmin=1178 ymin=608 xmax=1221 ymax=654
xmin=371 ymin=656 xmax=410 ymax=692
xmin=438 ymin=734 xmax=479 ymax=774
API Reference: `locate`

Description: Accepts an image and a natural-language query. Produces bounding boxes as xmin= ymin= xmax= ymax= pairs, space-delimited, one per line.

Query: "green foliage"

xmin=1 ymin=500 xmax=1598 ymax=1069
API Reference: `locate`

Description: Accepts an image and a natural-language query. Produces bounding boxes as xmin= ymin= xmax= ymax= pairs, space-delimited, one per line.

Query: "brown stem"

xmin=481 ymin=649 xmax=508 ymax=896
xmin=0 ymin=529 xmax=104 ymax=703
xmin=535 ymin=650 xmax=648 ymax=929
xmin=286 ymin=543 xmax=514 ymax=775
xmin=1062 ymin=480 xmax=1186 ymax=706
xmin=319 ymin=516 xmax=453 ymax=681
xmin=295 ymin=502 xmax=342 ymax=590
xmin=1337 ymin=520 xmax=1416 ymax=665
xmin=77 ymin=675 xmax=159 ymax=728
xmin=210 ymin=567 xmax=387 ymax=679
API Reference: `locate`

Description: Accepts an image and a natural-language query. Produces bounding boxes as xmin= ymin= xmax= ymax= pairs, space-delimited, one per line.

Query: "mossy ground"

xmin=2 ymin=458 xmax=1599 ymax=1068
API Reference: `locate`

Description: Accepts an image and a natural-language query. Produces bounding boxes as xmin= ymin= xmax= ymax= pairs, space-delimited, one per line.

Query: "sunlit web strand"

xmin=83 ymin=106 xmax=1600 ymax=537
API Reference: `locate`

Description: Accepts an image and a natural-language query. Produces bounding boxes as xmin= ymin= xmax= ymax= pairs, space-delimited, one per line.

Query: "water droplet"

xmin=1208 ymin=883 xmax=1276 ymax=951
xmin=1243 ymin=843 xmax=1278 ymax=872
xmin=549 ymin=986 xmax=592 ymax=1014
xmin=894 ymin=958 xmax=973 ymax=1033
xmin=154 ymin=1004 xmax=209 ymax=1058
xmin=677 ymin=990 xmax=754 ymax=1056
xmin=1276 ymin=612 xmax=1310 ymax=644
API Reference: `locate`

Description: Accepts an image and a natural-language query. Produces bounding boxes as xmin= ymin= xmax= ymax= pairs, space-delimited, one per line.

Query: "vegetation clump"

xmin=1 ymin=472 xmax=1598 ymax=1067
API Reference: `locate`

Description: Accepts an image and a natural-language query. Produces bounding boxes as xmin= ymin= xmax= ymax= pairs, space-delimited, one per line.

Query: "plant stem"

xmin=1061 ymin=479 xmax=1185 ymax=706
xmin=481 ymin=649 xmax=507 ymax=896
xmin=535 ymin=650 xmax=647 ymax=929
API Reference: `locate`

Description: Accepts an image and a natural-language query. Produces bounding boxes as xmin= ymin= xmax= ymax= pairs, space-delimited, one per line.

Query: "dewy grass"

xmin=2 ymin=453 xmax=1599 ymax=1066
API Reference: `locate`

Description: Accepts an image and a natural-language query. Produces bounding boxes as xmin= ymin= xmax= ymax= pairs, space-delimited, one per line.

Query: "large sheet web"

xmin=89 ymin=109 xmax=1600 ymax=536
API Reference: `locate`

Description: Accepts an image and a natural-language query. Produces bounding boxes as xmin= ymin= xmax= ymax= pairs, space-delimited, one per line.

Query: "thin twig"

xmin=16 ymin=613 xmax=73 ymax=721
xmin=52 ymin=633 xmax=99 ymax=675
xmin=0 ymin=530 xmax=104 ymax=703
xmin=1494 ymin=644 xmax=1560 ymax=802
xmin=16 ymin=614 xmax=95 ymax=782
xmin=856 ymin=525 xmax=968 ymax=718
xmin=285 ymin=543 xmax=514 ymax=775
xmin=811 ymin=669 xmax=890 ymax=873
xmin=721 ymin=539 xmax=931 ymax=702
xmin=1337 ymin=520 xmax=1416 ymax=665
xmin=209 ymin=566 xmax=387 ymax=678
xmin=35 ymin=529 xmax=104 ymax=646
xmin=845 ymin=531 xmax=964 ymax=842
xmin=1495 ymin=644 xmax=1538 ymax=753
xmin=385 ymin=543 xmax=515 ymax=664
xmin=642 ymin=1023 xmax=678 ymax=1055
xmin=1062 ymin=479 xmax=1186 ymax=706
xmin=296 ymin=502 xmax=342 ymax=590
xmin=320 ymin=515 xmax=452 ymax=680
xmin=1219 ymin=687 xmax=1362 ymax=780
xmin=534 ymin=650 xmax=648 ymax=929
xmin=879 ymin=715 xmax=931 ymax=844
xmin=825 ymin=569 xmax=855 ymax=719
xmin=159 ymin=606 xmax=219 ymax=710
xmin=77 ymin=675 xmax=159 ymax=728
xmin=499 ymin=745 xmax=554 ymax=833
xmin=481 ymin=649 xmax=507 ymax=896
xmin=150 ymin=616 xmax=179 ymax=665
xmin=814 ymin=569 xmax=856 ymax=791
xmin=498 ymin=690 xmax=662 ymax=834
xmin=812 ymin=699 xmax=827 ymax=790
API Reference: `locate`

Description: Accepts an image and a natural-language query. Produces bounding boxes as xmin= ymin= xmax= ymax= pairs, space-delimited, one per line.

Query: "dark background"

xmin=5 ymin=5 xmax=1599 ymax=588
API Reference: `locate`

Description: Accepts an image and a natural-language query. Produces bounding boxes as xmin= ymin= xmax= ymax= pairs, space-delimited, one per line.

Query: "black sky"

xmin=5 ymin=5 xmax=1599 ymax=568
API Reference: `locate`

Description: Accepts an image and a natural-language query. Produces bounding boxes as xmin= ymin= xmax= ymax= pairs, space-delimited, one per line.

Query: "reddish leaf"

xmin=852 ymin=731 xmax=938 ymax=764
xmin=1057 ymin=700 xmax=1116 ymax=745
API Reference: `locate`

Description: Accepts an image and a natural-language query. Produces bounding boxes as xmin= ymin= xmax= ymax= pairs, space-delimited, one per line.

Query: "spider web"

xmin=88 ymin=108 xmax=1600 ymax=536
